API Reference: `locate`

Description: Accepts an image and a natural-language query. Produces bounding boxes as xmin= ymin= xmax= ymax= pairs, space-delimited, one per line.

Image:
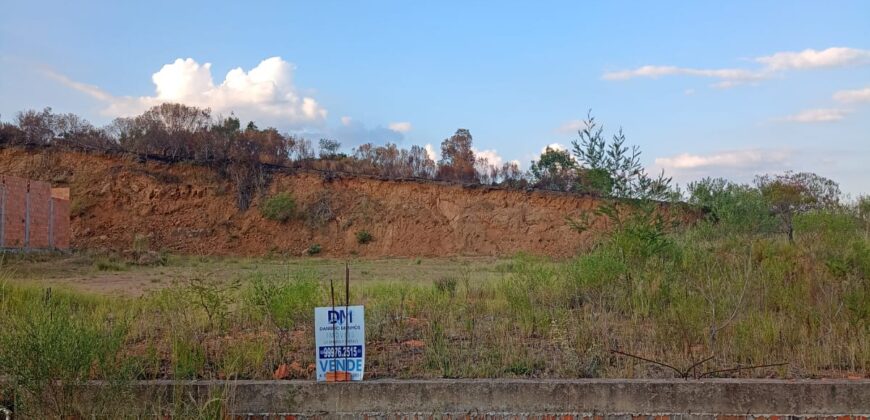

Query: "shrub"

xmin=260 ymin=193 xmax=296 ymax=222
xmin=186 ymin=277 xmax=241 ymax=330
xmin=306 ymin=244 xmax=322 ymax=255
xmin=687 ymin=177 xmax=777 ymax=233
xmin=356 ymin=230 xmax=373 ymax=244
xmin=93 ymin=257 xmax=127 ymax=272
xmin=242 ymin=270 xmax=320 ymax=330
xmin=0 ymin=287 xmax=129 ymax=417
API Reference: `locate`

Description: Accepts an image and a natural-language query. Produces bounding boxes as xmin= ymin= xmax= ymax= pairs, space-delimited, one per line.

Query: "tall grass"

xmin=0 ymin=207 xmax=868 ymax=414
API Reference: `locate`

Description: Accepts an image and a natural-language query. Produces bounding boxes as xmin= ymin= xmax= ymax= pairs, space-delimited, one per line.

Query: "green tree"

xmin=529 ymin=146 xmax=577 ymax=191
xmin=755 ymin=171 xmax=841 ymax=242
xmin=570 ymin=111 xmax=670 ymax=199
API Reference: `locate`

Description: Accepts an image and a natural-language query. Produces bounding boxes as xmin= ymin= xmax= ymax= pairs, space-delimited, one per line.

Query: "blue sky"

xmin=2 ymin=1 xmax=869 ymax=194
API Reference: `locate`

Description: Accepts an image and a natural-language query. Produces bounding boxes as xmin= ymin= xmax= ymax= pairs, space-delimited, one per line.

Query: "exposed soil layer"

xmin=1 ymin=148 xmax=622 ymax=257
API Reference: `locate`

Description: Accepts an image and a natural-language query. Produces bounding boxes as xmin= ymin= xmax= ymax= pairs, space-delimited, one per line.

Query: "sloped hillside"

xmin=0 ymin=147 xmax=623 ymax=257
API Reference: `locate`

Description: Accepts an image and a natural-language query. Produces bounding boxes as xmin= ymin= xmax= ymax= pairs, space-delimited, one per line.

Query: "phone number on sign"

xmin=318 ymin=345 xmax=363 ymax=359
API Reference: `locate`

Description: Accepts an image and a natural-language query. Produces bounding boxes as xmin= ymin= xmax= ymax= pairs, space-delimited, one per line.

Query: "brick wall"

xmin=0 ymin=175 xmax=70 ymax=250
xmin=1 ymin=175 xmax=27 ymax=248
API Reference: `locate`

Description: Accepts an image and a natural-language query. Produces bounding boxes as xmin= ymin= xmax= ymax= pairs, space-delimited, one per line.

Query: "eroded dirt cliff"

xmin=1 ymin=148 xmax=618 ymax=257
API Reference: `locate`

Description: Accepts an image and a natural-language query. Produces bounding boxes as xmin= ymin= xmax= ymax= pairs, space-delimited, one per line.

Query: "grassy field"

xmin=1 ymin=207 xmax=869 ymax=417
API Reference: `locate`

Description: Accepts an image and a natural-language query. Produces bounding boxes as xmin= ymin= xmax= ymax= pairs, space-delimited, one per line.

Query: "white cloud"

xmin=833 ymin=86 xmax=870 ymax=103
xmin=655 ymin=149 xmax=792 ymax=170
xmin=780 ymin=108 xmax=851 ymax=123
xmin=472 ymin=148 xmax=504 ymax=167
xmin=424 ymin=143 xmax=438 ymax=162
xmin=755 ymin=47 xmax=870 ymax=71
xmin=330 ymin=118 xmax=404 ymax=146
xmin=388 ymin=121 xmax=412 ymax=133
xmin=602 ymin=47 xmax=870 ymax=88
xmin=603 ymin=65 xmax=762 ymax=83
xmin=42 ymin=69 xmax=114 ymax=102
xmin=50 ymin=56 xmax=327 ymax=127
xmin=556 ymin=119 xmax=586 ymax=133
xmin=541 ymin=143 xmax=568 ymax=154
xmin=653 ymin=148 xmax=798 ymax=186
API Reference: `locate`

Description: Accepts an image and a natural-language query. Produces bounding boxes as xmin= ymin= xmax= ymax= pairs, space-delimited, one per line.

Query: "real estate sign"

xmin=314 ymin=305 xmax=365 ymax=381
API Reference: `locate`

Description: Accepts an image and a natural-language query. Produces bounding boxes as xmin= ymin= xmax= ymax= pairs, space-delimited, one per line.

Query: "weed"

xmin=260 ymin=192 xmax=297 ymax=222
xmin=91 ymin=255 xmax=127 ymax=271
xmin=434 ymin=277 xmax=458 ymax=297
xmin=186 ymin=276 xmax=241 ymax=330
xmin=356 ymin=230 xmax=373 ymax=244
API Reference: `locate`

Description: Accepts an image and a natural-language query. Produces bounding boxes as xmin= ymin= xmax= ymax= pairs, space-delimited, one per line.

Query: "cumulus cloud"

xmin=472 ymin=148 xmax=505 ymax=167
xmin=833 ymin=86 xmax=870 ymax=103
xmin=424 ymin=144 xmax=438 ymax=162
xmin=541 ymin=143 xmax=568 ymax=154
xmin=388 ymin=121 xmax=412 ymax=133
xmin=779 ymin=108 xmax=851 ymax=123
xmin=603 ymin=47 xmax=870 ymax=88
xmin=49 ymin=56 xmax=327 ymax=127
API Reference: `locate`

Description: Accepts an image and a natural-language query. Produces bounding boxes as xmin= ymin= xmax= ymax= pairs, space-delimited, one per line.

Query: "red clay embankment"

xmin=0 ymin=147 xmax=677 ymax=257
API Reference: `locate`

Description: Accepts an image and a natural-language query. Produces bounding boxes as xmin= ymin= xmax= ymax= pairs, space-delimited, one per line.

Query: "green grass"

xmin=259 ymin=192 xmax=297 ymax=222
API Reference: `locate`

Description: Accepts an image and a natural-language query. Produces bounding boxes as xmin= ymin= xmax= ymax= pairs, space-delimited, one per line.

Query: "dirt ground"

xmin=1 ymin=252 xmax=510 ymax=296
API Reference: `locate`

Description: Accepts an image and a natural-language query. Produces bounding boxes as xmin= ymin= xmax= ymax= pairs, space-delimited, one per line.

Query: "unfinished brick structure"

xmin=0 ymin=175 xmax=70 ymax=250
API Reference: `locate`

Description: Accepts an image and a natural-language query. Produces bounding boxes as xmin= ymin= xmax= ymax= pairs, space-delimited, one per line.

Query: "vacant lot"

xmin=1 ymin=253 xmax=508 ymax=296
xmin=1 ymin=207 xmax=869 ymax=417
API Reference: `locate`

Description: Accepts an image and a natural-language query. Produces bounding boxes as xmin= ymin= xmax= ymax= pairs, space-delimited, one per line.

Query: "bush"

xmin=0 ymin=287 xmax=129 ymax=417
xmin=356 ymin=230 xmax=373 ymax=244
xmin=687 ymin=177 xmax=776 ymax=233
xmin=306 ymin=244 xmax=322 ymax=255
xmin=260 ymin=193 xmax=296 ymax=222
xmin=242 ymin=270 xmax=321 ymax=330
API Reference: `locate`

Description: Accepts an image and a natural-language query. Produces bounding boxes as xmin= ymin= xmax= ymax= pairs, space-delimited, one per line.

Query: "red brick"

xmin=2 ymin=176 xmax=27 ymax=248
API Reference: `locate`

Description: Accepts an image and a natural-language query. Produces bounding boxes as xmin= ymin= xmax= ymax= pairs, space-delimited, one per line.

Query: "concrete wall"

xmin=76 ymin=379 xmax=870 ymax=418
xmin=0 ymin=175 xmax=69 ymax=250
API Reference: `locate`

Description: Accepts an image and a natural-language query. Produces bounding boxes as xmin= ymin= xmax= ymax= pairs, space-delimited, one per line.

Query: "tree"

xmin=755 ymin=171 xmax=841 ymax=242
xmin=570 ymin=111 xmax=670 ymax=199
xmin=529 ymin=146 xmax=577 ymax=191
xmin=318 ymin=138 xmax=341 ymax=159
xmin=499 ymin=161 xmax=525 ymax=188
xmin=15 ymin=108 xmax=57 ymax=145
xmin=687 ymin=177 xmax=776 ymax=233
xmin=436 ymin=129 xmax=477 ymax=183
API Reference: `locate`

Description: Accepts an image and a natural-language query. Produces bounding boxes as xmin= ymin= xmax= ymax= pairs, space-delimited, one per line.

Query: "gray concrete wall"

xmin=76 ymin=379 xmax=870 ymax=418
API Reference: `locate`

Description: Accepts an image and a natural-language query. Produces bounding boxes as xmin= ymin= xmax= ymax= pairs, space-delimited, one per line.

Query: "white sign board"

xmin=314 ymin=305 xmax=365 ymax=381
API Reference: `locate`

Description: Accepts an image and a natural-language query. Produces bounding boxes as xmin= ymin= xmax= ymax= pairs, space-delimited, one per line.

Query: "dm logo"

xmin=328 ymin=309 xmax=353 ymax=325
